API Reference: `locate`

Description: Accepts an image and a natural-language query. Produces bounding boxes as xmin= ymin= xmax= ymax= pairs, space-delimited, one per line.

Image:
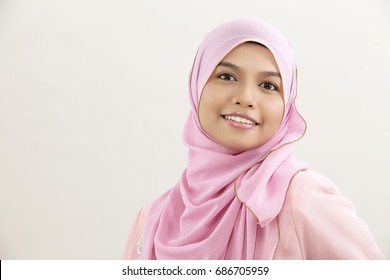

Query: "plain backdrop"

xmin=0 ymin=0 xmax=389 ymax=259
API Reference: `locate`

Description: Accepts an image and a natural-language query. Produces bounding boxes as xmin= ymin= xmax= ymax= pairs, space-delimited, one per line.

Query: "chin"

xmin=225 ymin=142 xmax=260 ymax=153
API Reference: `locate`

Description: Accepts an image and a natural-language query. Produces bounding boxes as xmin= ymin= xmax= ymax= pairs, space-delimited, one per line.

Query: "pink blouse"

xmin=123 ymin=170 xmax=384 ymax=259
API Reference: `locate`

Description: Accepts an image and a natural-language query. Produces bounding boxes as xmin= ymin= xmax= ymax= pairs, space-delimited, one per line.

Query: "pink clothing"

xmin=124 ymin=170 xmax=384 ymax=260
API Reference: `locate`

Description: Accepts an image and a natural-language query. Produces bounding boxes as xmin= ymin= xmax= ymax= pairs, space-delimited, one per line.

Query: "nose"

xmin=232 ymin=83 xmax=256 ymax=108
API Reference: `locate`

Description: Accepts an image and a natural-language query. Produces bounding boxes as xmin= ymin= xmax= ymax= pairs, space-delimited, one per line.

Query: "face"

xmin=198 ymin=42 xmax=284 ymax=152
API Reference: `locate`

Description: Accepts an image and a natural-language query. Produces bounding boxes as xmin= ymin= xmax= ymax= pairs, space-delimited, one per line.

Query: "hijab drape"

xmin=141 ymin=19 xmax=308 ymax=259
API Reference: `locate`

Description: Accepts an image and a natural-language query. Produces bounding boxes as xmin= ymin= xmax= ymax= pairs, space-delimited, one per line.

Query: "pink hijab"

xmin=141 ymin=18 xmax=308 ymax=259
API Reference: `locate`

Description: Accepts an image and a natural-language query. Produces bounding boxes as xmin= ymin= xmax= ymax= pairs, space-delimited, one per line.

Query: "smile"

xmin=224 ymin=115 xmax=256 ymax=125
xmin=221 ymin=113 xmax=259 ymax=130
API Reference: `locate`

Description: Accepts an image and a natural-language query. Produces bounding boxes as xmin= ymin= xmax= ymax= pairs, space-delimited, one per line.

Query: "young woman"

xmin=123 ymin=19 xmax=384 ymax=259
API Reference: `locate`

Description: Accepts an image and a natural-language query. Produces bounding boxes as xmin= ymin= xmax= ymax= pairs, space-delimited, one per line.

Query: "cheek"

xmin=274 ymin=100 xmax=285 ymax=124
xmin=198 ymin=86 xmax=217 ymax=130
xmin=263 ymin=97 xmax=284 ymax=125
xmin=199 ymin=85 xmax=224 ymax=117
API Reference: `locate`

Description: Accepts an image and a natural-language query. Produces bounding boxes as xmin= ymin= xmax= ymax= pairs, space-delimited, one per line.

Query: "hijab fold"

xmin=141 ymin=19 xmax=308 ymax=259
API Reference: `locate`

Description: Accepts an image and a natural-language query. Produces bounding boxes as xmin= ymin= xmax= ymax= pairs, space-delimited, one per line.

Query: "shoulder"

xmin=133 ymin=205 xmax=151 ymax=240
xmin=123 ymin=205 xmax=151 ymax=259
xmin=286 ymin=169 xmax=354 ymax=214
xmin=289 ymin=169 xmax=341 ymax=195
xmin=285 ymin=169 xmax=359 ymax=228
xmin=280 ymin=169 xmax=385 ymax=259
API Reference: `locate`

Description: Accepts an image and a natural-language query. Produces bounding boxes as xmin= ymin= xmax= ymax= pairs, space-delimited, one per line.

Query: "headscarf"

xmin=141 ymin=18 xmax=308 ymax=259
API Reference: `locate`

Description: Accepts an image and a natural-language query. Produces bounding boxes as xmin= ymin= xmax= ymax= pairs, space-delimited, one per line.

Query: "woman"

xmin=123 ymin=19 xmax=384 ymax=260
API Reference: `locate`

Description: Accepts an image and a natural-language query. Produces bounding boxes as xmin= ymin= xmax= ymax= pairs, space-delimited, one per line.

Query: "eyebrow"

xmin=217 ymin=61 xmax=282 ymax=79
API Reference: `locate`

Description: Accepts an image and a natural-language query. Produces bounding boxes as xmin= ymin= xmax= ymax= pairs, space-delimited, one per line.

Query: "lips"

xmin=221 ymin=112 xmax=260 ymax=125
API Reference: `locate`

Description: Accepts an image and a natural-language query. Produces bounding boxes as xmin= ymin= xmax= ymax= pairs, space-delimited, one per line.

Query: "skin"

xmin=198 ymin=42 xmax=285 ymax=152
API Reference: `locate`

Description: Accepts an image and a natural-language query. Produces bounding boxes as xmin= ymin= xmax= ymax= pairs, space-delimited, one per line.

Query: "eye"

xmin=259 ymin=82 xmax=278 ymax=91
xmin=217 ymin=73 xmax=237 ymax=81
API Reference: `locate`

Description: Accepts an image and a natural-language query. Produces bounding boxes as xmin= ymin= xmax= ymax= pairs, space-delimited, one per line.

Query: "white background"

xmin=0 ymin=0 xmax=389 ymax=259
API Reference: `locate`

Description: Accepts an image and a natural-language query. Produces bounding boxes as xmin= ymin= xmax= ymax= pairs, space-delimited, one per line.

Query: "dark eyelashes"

xmin=259 ymin=81 xmax=278 ymax=91
xmin=217 ymin=73 xmax=279 ymax=91
xmin=217 ymin=73 xmax=236 ymax=81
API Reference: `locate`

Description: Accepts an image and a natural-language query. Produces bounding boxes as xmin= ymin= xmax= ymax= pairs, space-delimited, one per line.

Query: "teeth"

xmin=224 ymin=115 xmax=255 ymax=125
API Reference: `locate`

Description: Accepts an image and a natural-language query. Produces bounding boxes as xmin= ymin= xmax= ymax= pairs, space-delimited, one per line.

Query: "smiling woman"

xmin=123 ymin=18 xmax=384 ymax=260
xmin=199 ymin=42 xmax=284 ymax=152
